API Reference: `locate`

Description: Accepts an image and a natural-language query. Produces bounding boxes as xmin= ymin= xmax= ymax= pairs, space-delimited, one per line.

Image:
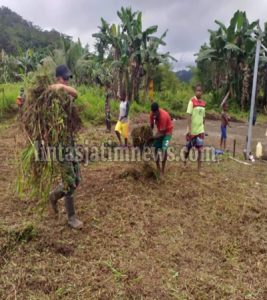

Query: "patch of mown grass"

xmin=104 ymin=261 xmax=127 ymax=281
xmin=0 ymin=223 xmax=37 ymax=265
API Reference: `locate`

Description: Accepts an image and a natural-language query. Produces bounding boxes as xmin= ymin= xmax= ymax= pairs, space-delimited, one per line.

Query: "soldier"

xmin=49 ymin=65 xmax=83 ymax=229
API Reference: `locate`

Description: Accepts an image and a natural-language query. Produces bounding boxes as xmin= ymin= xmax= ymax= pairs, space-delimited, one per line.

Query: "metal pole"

xmin=246 ymin=38 xmax=261 ymax=160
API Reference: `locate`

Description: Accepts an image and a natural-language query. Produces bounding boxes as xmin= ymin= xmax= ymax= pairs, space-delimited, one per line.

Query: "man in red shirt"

xmin=150 ymin=102 xmax=173 ymax=175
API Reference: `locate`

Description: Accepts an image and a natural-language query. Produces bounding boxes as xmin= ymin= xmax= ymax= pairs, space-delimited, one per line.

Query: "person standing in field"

xmin=150 ymin=102 xmax=173 ymax=175
xmin=16 ymin=87 xmax=26 ymax=112
xmin=115 ymin=90 xmax=129 ymax=147
xmin=105 ymin=85 xmax=112 ymax=132
xmin=49 ymin=65 xmax=83 ymax=229
xmin=184 ymin=84 xmax=206 ymax=174
xmin=220 ymin=102 xmax=231 ymax=150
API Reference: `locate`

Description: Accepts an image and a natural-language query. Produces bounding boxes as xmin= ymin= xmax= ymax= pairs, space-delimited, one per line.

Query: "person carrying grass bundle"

xmin=184 ymin=84 xmax=206 ymax=174
xmin=115 ymin=90 xmax=129 ymax=147
xmin=48 ymin=65 xmax=83 ymax=229
xmin=150 ymin=102 xmax=173 ymax=175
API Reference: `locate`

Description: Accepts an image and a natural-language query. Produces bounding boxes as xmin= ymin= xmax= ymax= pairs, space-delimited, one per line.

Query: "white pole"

xmin=261 ymin=44 xmax=267 ymax=52
xmin=246 ymin=38 xmax=261 ymax=160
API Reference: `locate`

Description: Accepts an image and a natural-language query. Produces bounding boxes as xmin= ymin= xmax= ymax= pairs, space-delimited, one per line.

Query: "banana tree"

xmin=93 ymin=19 xmax=124 ymax=97
xmin=196 ymin=10 xmax=259 ymax=109
xmin=93 ymin=7 xmax=174 ymax=102
xmin=142 ymin=30 xmax=177 ymax=101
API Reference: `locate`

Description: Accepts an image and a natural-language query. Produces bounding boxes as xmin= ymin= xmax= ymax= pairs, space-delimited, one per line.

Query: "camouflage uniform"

xmin=60 ymin=160 xmax=80 ymax=196
xmin=50 ymin=141 xmax=81 ymax=218
xmin=49 ymin=64 xmax=83 ymax=229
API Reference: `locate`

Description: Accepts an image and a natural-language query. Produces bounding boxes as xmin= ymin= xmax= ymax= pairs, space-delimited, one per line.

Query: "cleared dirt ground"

xmin=0 ymin=116 xmax=267 ymax=300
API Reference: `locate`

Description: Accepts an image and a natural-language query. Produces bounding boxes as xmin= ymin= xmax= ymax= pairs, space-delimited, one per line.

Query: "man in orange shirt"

xmin=150 ymin=102 xmax=173 ymax=175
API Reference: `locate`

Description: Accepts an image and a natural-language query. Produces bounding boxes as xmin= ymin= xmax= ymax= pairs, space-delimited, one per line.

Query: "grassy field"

xmin=3 ymin=82 xmax=266 ymax=125
xmin=0 ymin=119 xmax=266 ymax=299
xmin=74 ymin=84 xmax=191 ymax=124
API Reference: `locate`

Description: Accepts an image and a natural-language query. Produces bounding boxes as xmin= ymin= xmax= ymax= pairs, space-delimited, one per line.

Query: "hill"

xmin=176 ymin=69 xmax=193 ymax=82
xmin=0 ymin=6 xmax=70 ymax=54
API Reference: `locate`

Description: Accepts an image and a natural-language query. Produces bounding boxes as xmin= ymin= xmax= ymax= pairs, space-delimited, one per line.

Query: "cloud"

xmin=1 ymin=0 xmax=267 ymax=69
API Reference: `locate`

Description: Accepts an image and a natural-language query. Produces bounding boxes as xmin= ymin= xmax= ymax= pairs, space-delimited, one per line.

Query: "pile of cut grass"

xmin=131 ymin=124 xmax=153 ymax=149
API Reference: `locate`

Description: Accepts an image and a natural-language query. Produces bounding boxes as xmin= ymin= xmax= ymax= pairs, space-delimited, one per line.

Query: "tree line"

xmin=1 ymin=7 xmax=267 ymax=111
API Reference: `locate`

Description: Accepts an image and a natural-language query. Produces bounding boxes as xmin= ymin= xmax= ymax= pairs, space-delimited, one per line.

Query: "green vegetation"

xmin=0 ymin=82 xmax=197 ymax=123
xmin=77 ymin=85 xmax=118 ymax=124
xmin=0 ymin=6 xmax=66 ymax=54
xmin=0 ymin=6 xmax=176 ymax=103
xmin=196 ymin=11 xmax=267 ymax=110
xmin=0 ymin=82 xmax=20 ymax=115
xmin=92 ymin=7 xmax=176 ymax=101
xmin=0 ymin=8 xmax=267 ymax=123
xmin=3 ymin=81 xmax=266 ymax=124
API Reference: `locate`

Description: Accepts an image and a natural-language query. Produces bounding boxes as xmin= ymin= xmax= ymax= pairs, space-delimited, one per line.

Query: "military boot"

xmin=64 ymin=195 xmax=83 ymax=229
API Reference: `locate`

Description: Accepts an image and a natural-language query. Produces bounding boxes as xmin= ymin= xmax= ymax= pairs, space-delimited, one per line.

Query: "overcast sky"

xmin=1 ymin=0 xmax=266 ymax=69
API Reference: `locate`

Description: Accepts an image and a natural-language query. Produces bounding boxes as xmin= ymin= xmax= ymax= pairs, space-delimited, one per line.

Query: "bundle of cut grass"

xmin=17 ymin=75 xmax=82 ymax=209
xmin=21 ymin=75 xmax=81 ymax=145
xmin=131 ymin=125 xmax=153 ymax=149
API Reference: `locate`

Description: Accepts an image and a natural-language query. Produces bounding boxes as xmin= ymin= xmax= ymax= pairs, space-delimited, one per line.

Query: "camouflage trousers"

xmin=59 ymin=161 xmax=81 ymax=196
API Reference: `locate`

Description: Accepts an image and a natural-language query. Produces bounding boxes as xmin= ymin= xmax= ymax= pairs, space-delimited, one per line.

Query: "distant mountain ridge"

xmin=0 ymin=6 xmax=70 ymax=54
xmin=176 ymin=69 xmax=193 ymax=82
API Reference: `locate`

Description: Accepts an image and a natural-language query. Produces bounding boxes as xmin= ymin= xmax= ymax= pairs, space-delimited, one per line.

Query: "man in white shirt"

xmin=115 ymin=90 xmax=129 ymax=146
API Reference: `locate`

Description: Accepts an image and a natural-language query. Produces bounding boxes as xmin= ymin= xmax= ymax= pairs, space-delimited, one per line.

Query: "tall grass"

xmin=0 ymin=82 xmax=211 ymax=122
xmin=153 ymin=82 xmax=213 ymax=118
xmin=76 ymin=83 xmax=202 ymax=123
xmin=2 ymin=82 xmax=264 ymax=123
xmin=76 ymin=85 xmax=120 ymax=124
xmin=0 ymin=83 xmax=21 ymax=116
